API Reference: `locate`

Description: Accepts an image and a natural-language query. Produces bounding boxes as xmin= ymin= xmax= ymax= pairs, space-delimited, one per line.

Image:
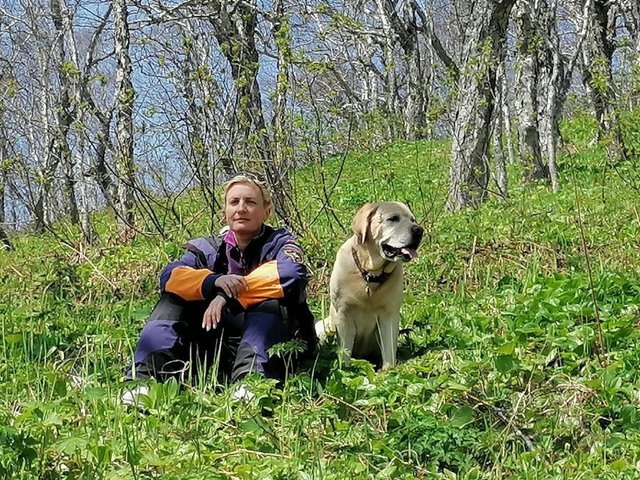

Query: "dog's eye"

xmin=387 ymin=215 xmax=400 ymax=223
xmin=410 ymin=217 xmax=416 ymax=223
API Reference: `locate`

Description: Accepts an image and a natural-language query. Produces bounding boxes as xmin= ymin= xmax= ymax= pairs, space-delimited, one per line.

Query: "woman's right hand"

xmin=214 ymin=274 xmax=249 ymax=299
xmin=202 ymin=295 xmax=227 ymax=331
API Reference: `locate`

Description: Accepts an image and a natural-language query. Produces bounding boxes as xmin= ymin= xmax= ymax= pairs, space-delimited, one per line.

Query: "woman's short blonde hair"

xmin=222 ymin=174 xmax=273 ymax=217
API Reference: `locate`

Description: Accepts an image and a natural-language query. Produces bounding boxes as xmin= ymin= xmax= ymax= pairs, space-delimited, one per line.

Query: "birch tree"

xmin=19 ymin=4 xmax=59 ymax=232
xmin=619 ymin=0 xmax=640 ymax=107
xmin=447 ymin=0 xmax=516 ymax=211
xmin=179 ymin=25 xmax=221 ymax=213
xmin=206 ymin=0 xmax=299 ymax=226
xmin=50 ymin=0 xmax=79 ymax=225
xmin=377 ymin=0 xmax=429 ymax=139
xmin=514 ymin=0 xmax=547 ymax=183
xmin=493 ymin=62 xmax=508 ymax=199
xmin=580 ymin=0 xmax=628 ymax=159
xmin=0 ymin=77 xmax=13 ymax=250
xmin=534 ymin=0 xmax=590 ymax=192
xmin=113 ymin=0 xmax=136 ymax=235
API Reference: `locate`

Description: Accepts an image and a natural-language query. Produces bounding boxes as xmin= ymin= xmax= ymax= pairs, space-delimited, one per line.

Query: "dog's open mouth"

xmin=382 ymin=242 xmax=419 ymax=262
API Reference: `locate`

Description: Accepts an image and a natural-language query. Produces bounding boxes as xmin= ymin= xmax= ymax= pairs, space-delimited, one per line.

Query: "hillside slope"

xmin=2 ymin=120 xmax=640 ymax=479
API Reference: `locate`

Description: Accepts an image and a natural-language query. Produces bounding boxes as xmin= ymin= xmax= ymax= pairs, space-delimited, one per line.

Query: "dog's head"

xmin=352 ymin=202 xmax=424 ymax=262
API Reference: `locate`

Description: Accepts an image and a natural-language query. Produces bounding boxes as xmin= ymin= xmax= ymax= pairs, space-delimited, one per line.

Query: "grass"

xmin=2 ymin=115 xmax=640 ymax=478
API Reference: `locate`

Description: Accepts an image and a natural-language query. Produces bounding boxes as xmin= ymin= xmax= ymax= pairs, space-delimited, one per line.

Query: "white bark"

xmin=514 ymin=1 xmax=547 ymax=183
xmin=539 ymin=46 xmax=561 ymax=192
xmin=536 ymin=0 xmax=592 ymax=192
xmin=580 ymin=0 xmax=627 ymax=158
xmin=494 ymin=63 xmax=508 ymax=199
xmin=75 ymin=111 xmax=94 ymax=243
xmin=113 ymin=0 xmax=136 ymax=233
xmin=620 ymin=0 xmax=640 ymax=107
xmin=374 ymin=0 xmax=400 ymax=139
xmin=500 ymin=66 xmax=516 ymax=165
xmin=0 ymin=105 xmax=11 ymax=249
xmin=447 ymin=0 xmax=516 ymax=212
xmin=180 ymin=30 xmax=215 ymax=194
xmin=51 ymin=0 xmax=79 ymax=224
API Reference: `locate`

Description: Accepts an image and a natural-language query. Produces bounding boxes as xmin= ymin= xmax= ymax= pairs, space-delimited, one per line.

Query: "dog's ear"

xmin=352 ymin=203 xmax=378 ymax=244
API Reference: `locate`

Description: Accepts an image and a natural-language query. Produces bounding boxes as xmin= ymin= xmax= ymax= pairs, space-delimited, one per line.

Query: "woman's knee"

xmin=135 ymin=320 xmax=180 ymax=362
xmin=246 ymin=299 xmax=282 ymax=317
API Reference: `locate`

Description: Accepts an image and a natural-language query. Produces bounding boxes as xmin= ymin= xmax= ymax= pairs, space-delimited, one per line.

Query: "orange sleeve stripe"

xmin=165 ymin=266 xmax=212 ymax=301
xmin=237 ymin=261 xmax=284 ymax=309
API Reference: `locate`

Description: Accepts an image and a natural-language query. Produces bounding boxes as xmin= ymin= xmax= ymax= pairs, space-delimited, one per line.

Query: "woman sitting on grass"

xmin=123 ymin=174 xmax=317 ymax=404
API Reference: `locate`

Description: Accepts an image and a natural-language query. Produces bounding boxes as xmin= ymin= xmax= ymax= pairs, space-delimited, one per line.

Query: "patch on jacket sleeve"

xmin=282 ymin=244 xmax=305 ymax=264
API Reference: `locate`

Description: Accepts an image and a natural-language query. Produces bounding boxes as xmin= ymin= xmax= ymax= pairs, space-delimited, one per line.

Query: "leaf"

xmin=450 ymin=406 xmax=475 ymax=428
xmin=584 ymin=379 xmax=601 ymax=390
xmin=496 ymin=341 xmax=516 ymax=355
xmin=54 ymin=434 xmax=89 ymax=455
xmin=95 ymin=444 xmax=112 ymax=465
xmin=132 ymin=307 xmax=151 ymax=321
xmin=494 ymin=354 xmax=517 ymax=374
xmin=41 ymin=411 xmax=64 ymax=427
xmin=84 ymin=387 xmax=107 ymax=400
xmin=46 ymin=372 xmax=67 ymax=398
xmin=610 ymin=458 xmax=627 ymax=472
xmin=447 ymin=382 xmax=470 ymax=392
xmin=239 ymin=418 xmax=262 ymax=435
xmin=54 ymin=376 xmax=67 ymax=398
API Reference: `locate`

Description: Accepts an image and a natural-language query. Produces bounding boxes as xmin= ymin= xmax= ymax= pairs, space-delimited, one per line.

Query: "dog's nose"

xmin=412 ymin=225 xmax=424 ymax=240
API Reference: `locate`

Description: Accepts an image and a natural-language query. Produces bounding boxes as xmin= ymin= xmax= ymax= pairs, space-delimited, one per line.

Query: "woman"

xmin=123 ymin=174 xmax=316 ymax=402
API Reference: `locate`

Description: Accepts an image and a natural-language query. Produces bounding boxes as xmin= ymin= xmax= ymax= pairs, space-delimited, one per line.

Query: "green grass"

xmin=2 ymin=116 xmax=640 ymax=478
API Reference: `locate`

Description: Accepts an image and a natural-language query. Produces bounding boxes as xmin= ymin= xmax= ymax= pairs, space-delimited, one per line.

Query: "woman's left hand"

xmin=202 ymin=295 xmax=227 ymax=331
xmin=215 ymin=274 xmax=248 ymax=299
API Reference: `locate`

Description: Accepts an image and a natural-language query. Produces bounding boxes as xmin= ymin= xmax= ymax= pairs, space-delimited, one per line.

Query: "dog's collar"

xmin=351 ymin=247 xmax=394 ymax=285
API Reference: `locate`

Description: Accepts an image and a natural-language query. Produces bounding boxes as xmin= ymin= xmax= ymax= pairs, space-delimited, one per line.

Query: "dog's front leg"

xmin=376 ymin=315 xmax=399 ymax=368
xmin=335 ymin=311 xmax=356 ymax=367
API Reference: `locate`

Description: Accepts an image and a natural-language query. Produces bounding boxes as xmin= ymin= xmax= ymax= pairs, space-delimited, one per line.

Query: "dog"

xmin=316 ymin=202 xmax=423 ymax=368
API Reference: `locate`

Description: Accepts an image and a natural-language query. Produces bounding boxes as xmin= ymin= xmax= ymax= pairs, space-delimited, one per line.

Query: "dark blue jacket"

xmin=159 ymin=225 xmax=309 ymax=309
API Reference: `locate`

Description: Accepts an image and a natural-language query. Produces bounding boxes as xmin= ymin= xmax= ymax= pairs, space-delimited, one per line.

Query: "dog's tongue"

xmin=401 ymin=247 xmax=418 ymax=260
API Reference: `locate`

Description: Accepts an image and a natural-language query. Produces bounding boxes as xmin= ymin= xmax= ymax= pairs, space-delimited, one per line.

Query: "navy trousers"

xmin=126 ymin=293 xmax=292 ymax=384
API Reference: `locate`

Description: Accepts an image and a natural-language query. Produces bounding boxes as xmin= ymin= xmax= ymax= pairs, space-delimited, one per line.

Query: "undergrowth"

xmin=1 ymin=116 xmax=640 ymax=478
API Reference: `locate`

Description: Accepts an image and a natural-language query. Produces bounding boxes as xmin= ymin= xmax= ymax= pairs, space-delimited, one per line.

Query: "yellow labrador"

xmin=316 ymin=202 xmax=424 ymax=367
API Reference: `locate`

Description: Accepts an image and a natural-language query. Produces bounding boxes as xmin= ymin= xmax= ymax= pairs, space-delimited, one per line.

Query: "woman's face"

xmin=224 ymin=182 xmax=269 ymax=237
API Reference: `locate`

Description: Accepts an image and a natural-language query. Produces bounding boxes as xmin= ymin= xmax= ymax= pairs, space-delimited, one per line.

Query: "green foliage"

xmin=60 ymin=61 xmax=80 ymax=77
xmin=3 ymin=114 xmax=640 ymax=478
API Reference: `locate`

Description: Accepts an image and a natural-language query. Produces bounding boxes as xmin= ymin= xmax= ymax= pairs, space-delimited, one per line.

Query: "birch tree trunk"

xmin=374 ymin=0 xmax=399 ymax=140
xmin=400 ymin=2 xmax=427 ymax=140
xmin=494 ymin=63 xmax=508 ymax=200
xmin=359 ymin=36 xmax=380 ymax=112
xmin=269 ymin=1 xmax=304 ymax=231
xmin=500 ymin=63 xmax=516 ymax=165
xmin=207 ymin=0 xmax=295 ymax=227
xmin=536 ymin=0 xmax=591 ymax=192
xmin=50 ymin=0 xmax=80 ymax=225
xmin=0 ymin=118 xmax=13 ymax=250
xmin=377 ymin=0 xmax=428 ymax=140
xmin=581 ymin=0 xmax=628 ymax=159
xmin=76 ymin=111 xmax=94 ymax=243
xmin=113 ymin=0 xmax=136 ymax=235
xmin=514 ymin=1 xmax=548 ymax=183
xmin=210 ymin=1 xmax=266 ymax=162
xmin=539 ymin=45 xmax=561 ymax=192
xmin=447 ymin=0 xmax=516 ymax=212
xmin=30 ymin=21 xmax=57 ymax=232
xmin=537 ymin=0 xmax=565 ymax=193
xmin=180 ymin=31 xmax=216 ymax=212
xmin=620 ymin=0 xmax=640 ymax=107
